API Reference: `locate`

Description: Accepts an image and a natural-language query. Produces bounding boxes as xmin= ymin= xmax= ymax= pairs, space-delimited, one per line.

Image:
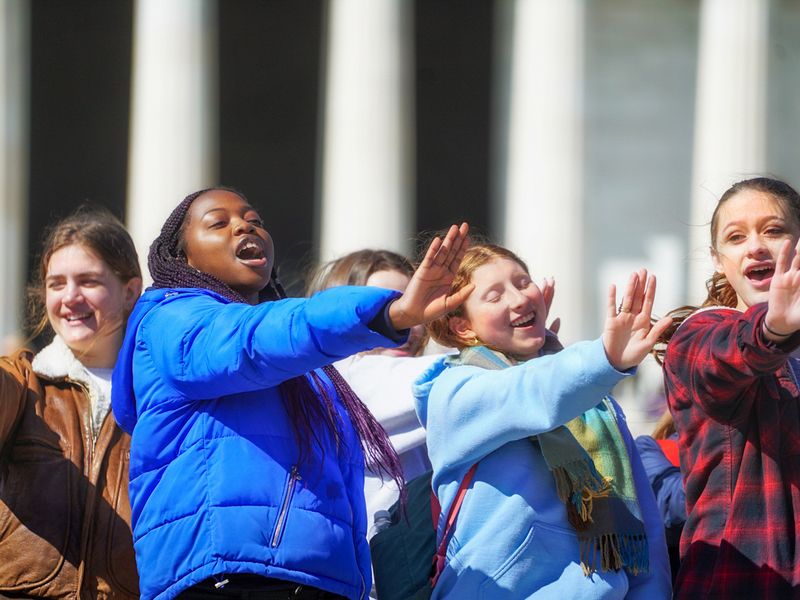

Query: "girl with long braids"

xmin=111 ymin=188 xmax=471 ymax=600
xmin=660 ymin=177 xmax=800 ymax=598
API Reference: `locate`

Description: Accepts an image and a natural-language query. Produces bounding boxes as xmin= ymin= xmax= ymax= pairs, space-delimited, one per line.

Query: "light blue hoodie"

xmin=413 ymin=338 xmax=671 ymax=599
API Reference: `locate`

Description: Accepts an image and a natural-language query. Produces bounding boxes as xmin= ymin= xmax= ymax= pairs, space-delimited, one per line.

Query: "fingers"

xmin=420 ymin=235 xmax=443 ymax=268
xmin=792 ymin=237 xmax=800 ymax=273
xmin=607 ymin=283 xmax=618 ymax=319
xmin=645 ymin=315 xmax=673 ymax=345
xmin=630 ymin=268 xmax=648 ymax=314
xmin=447 ymin=223 xmax=471 ymax=274
xmin=639 ymin=274 xmax=657 ymax=320
xmin=775 ymin=239 xmax=792 ymax=277
xmin=431 ymin=223 xmax=468 ymax=267
xmin=548 ymin=317 xmax=561 ymax=335
xmin=444 ymin=283 xmax=475 ymax=313
xmin=617 ymin=272 xmax=639 ymax=315
xmin=542 ymin=277 xmax=555 ymax=314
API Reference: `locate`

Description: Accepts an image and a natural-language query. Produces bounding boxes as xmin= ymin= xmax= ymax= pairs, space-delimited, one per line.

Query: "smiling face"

xmin=181 ymin=189 xmax=275 ymax=304
xmin=712 ymin=189 xmax=800 ymax=310
xmin=449 ymin=257 xmax=547 ymax=360
xmin=46 ymin=244 xmax=141 ymax=368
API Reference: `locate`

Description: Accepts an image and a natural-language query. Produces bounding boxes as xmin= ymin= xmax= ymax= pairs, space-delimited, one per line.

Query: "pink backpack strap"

xmin=430 ymin=463 xmax=478 ymax=588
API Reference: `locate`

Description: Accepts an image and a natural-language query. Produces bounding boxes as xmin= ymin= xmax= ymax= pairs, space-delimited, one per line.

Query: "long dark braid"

xmin=149 ymin=188 xmax=405 ymax=499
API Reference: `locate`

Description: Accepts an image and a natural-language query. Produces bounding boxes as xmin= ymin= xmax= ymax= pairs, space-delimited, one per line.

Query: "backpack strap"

xmin=430 ymin=463 xmax=478 ymax=587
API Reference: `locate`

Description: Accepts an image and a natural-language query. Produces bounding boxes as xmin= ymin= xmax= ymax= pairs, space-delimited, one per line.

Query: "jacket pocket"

xmin=270 ymin=465 xmax=301 ymax=548
xmin=0 ymin=435 xmax=73 ymax=590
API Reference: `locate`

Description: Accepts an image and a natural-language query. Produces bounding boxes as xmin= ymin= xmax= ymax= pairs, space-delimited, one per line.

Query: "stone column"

xmin=494 ymin=0 xmax=585 ymax=343
xmin=688 ymin=0 xmax=768 ymax=302
xmin=0 ymin=0 xmax=29 ymax=350
xmin=318 ymin=0 xmax=413 ymax=261
xmin=127 ymin=0 xmax=218 ymax=279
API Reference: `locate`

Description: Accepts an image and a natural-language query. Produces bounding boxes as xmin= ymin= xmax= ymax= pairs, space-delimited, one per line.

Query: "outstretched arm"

xmin=602 ymin=269 xmax=672 ymax=371
xmin=388 ymin=223 xmax=473 ymax=330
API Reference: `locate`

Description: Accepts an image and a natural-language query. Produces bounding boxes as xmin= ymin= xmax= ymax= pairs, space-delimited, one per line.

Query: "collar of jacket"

xmin=31 ymin=335 xmax=108 ymax=437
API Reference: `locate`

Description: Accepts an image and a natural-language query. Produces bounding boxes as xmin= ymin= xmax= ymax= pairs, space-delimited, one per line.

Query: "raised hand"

xmin=541 ymin=276 xmax=560 ymax=335
xmin=602 ymin=268 xmax=672 ymax=371
xmin=388 ymin=223 xmax=473 ymax=331
xmin=764 ymin=238 xmax=800 ymax=340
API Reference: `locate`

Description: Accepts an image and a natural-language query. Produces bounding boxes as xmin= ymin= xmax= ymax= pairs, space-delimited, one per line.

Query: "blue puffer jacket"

xmin=111 ymin=286 xmax=403 ymax=600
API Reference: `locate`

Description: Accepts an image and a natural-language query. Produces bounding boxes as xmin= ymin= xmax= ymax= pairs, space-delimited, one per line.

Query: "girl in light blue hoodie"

xmin=413 ymin=244 xmax=672 ymax=599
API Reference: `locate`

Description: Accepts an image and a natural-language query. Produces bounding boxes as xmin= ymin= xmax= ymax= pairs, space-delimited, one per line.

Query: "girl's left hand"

xmin=389 ymin=223 xmax=473 ymax=331
xmin=602 ymin=268 xmax=672 ymax=371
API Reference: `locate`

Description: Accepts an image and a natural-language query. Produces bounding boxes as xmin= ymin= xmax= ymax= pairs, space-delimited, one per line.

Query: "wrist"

xmin=763 ymin=319 xmax=792 ymax=339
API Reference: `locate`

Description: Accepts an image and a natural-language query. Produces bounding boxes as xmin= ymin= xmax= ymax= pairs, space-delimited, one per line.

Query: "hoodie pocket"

xmin=270 ymin=465 xmax=301 ymax=548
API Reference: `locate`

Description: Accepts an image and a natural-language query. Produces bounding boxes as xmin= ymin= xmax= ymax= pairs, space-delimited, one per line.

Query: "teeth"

xmin=65 ymin=313 xmax=91 ymax=321
xmin=511 ymin=312 xmax=536 ymax=327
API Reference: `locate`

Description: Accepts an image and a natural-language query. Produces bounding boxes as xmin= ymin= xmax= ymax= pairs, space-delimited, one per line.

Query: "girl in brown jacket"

xmin=0 ymin=209 xmax=142 ymax=598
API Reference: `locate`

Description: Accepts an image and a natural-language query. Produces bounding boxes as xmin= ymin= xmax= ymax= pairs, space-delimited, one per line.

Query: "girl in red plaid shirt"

xmin=661 ymin=177 xmax=800 ymax=598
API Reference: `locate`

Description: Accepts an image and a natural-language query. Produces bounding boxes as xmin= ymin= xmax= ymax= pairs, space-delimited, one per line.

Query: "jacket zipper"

xmin=271 ymin=466 xmax=301 ymax=548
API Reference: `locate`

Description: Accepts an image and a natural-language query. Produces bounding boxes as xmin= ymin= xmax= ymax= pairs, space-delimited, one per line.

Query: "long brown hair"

xmin=654 ymin=177 xmax=800 ymax=362
xmin=27 ymin=207 xmax=142 ymax=338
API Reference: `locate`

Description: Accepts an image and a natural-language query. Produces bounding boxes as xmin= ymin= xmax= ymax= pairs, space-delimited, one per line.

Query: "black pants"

xmin=177 ymin=574 xmax=347 ymax=600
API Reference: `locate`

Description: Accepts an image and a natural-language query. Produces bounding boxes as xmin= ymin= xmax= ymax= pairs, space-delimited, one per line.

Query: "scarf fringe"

xmin=580 ymin=533 xmax=649 ymax=576
xmin=552 ymin=461 xmax=611 ymax=529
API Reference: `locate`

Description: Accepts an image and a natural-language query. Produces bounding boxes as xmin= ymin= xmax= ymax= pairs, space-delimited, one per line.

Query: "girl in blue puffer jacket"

xmin=111 ymin=187 xmax=471 ymax=600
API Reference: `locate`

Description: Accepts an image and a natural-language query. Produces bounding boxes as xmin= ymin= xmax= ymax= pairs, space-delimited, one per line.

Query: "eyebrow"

xmin=721 ymin=215 xmax=787 ymax=231
xmin=45 ymin=271 xmax=104 ymax=282
xmin=201 ymin=206 xmax=256 ymax=218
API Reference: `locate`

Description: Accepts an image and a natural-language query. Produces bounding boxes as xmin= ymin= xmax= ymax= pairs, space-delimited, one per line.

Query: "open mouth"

xmin=235 ymin=237 xmax=267 ymax=265
xmin=511 ymin=312 xmax=536 ymax=328
xmin=745 ymin=264 xmax=775 ymax=282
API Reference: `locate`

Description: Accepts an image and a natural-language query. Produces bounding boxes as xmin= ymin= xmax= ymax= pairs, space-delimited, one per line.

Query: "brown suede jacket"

xmin=0 ymin=336 xmax=138 ymax=598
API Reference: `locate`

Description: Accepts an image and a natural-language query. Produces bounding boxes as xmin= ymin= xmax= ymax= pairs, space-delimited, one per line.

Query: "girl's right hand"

xmin=602 ymin=269 xmax=672 ymax=371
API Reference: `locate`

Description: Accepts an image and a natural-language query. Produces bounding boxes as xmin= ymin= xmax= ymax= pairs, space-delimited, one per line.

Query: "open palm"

xmin=765 ymin=238 xmax=800 ymax=337
xmin=602 ymin=268 xmax=672 ymax=371
xmin=388 ymin=223 xmax=473 ymax=331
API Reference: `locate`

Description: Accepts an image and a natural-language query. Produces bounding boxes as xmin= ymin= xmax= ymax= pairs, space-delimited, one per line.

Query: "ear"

xmin=448 ymin=315 xmax=477 ymax=345
xmin=124 ymin=277 xmax=143 ymax=312
xmin=710 ymin=246 xmax=725 ymax=274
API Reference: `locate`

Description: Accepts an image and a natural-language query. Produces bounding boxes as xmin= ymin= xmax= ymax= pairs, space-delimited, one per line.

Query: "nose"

xmin=62 ymin=281 xmax=83 ymax=305
xmin=508 ymin=287 xmax=528 ymax=311
xmin=232 ymin=217 xmax=256 ymax=235
xmin=746 ymin=232 xmax=769 ymax=257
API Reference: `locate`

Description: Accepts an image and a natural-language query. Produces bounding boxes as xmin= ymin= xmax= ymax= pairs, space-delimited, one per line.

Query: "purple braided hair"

xmin=149 ymin=188 xmax=405 ymax=498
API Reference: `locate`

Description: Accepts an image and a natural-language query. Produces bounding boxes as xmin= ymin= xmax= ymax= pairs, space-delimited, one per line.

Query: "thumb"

xmin=443 ymin=283 xmax=475 ymax=314
xmin=548 ymin=317 xmax=561 ymax=335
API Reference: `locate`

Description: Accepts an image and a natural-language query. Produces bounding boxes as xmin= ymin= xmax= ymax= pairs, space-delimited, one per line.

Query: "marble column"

xmin=688 ymin=0 xmax=768 ymax=302
xmin=127 ymin=0 xmax=218 ymax=280
xmin=494 ymin=0 xmax=585 ymax=342
xmin=0 ymin=0 xmax=29 ymax=350
xmin=318 ymin=0 xmax=413 ymax=261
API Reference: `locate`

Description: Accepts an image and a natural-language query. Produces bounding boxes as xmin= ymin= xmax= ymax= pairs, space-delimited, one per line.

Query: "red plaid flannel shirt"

xmin=663 ymin=303 xmax=800 ymax=599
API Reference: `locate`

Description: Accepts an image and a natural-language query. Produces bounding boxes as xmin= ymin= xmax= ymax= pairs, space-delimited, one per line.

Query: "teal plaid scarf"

xmin=446 ymin=345 xmax=649 ymax=575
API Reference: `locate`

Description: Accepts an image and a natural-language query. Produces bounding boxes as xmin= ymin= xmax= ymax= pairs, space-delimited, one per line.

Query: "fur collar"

xmin=31 ymin=335 xmax=109 ymax=437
